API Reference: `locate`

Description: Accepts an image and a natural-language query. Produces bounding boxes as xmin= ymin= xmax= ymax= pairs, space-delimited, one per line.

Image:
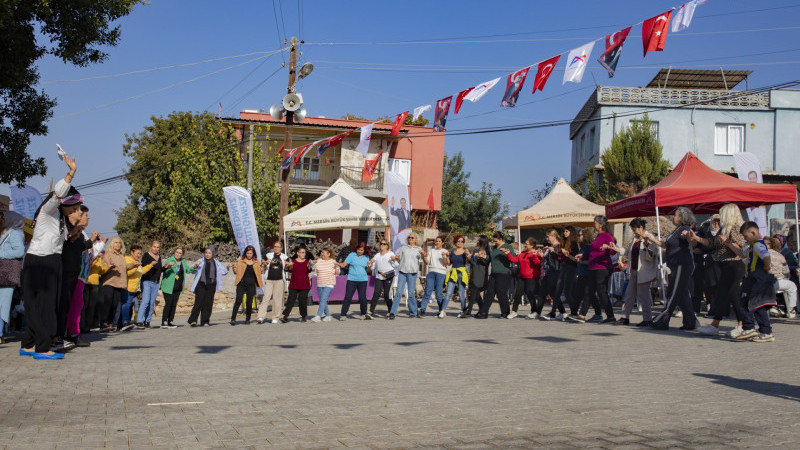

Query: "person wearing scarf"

xmin=189 ymin=247 xmax=229 ymax=326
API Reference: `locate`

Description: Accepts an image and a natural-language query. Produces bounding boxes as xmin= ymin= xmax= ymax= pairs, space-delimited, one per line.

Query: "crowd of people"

xmin=1 ymin=155 xmax=793 ymax=360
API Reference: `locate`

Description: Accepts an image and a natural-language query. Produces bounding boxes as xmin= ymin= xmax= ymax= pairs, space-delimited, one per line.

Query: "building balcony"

xmin=286 ymin=163 xmax=385 ymax=200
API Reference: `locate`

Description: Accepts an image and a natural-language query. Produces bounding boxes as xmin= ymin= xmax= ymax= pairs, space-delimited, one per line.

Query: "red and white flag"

xmin=500 ymin=67 xmax=530 ymax=108
xmin=293 ymin=143 xmax=313 ymax=167
xmin=597 ymin=26 xmax=631 ymax=78
xmin=465 ymin=77 xmax=500 ymax=103
xmin=433 ymin=96 xmax=452 ymax=132
xmin=642 ymin=11 xmax=673 ymax=57
xmin=390 ymin=112 xmax=408 ymax=136
xmin=532 ymin=55 xmax=561 ymax=93
xmin=362 ymin=150 xmax=383 ymax=182
xmin=454 ymin=87 xmax=474 ymax=114
xmin=426 ymin=187 xmax=435 ymax=211
xmin=355 ymin=123 xmax=373 ymax=156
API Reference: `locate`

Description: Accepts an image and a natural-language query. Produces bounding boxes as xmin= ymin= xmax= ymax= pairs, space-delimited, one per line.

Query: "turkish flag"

xmin=362 ymin=151 xmax=383 ymax=182
xmin=427 ymin=187 xmax=435 ymax=211
xmin=532 ymin=55 xmax=561 ymax=93
xmin=390 ymin=112 xmax=408 ymax=136
xmin=454 ymin=87 xmax=474 ymax=114
xmin=642 ymin=11 xmax=672 ymax=57
xmin=276 ymin=144 xmax=285 ymax=156
xmin=292 ymin=143 xmax=312 ymax=167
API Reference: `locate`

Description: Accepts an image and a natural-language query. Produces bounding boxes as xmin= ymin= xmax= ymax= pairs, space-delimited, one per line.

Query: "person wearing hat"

xmin=20 ymin=153 xmax=83 ymax=360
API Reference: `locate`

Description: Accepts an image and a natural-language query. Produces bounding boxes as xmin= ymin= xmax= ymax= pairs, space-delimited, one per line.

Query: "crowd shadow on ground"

xmin=694 ymin=373 xmax=800 ymax=402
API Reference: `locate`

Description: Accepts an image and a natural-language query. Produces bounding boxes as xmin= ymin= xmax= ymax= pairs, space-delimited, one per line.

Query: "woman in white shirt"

xmin=367 ymin=240 xmax=396 ymax=318
xmin=419 ymin=236 xmax=450 ymax=317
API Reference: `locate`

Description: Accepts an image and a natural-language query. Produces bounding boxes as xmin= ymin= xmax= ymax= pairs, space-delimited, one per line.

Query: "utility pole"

xmin=278 ymin=36 xmax=298 ymax=237
xmin=247 ymin=123 xmax=254 ymax=193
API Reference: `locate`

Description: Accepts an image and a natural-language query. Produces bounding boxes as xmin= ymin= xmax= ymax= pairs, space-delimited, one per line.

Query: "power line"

xmin=205 ymin=54 xmax=277 ymax=112
xmin=272 ymin=0 xmax=287 ymax=64
xmin=222 ymin=65 xmax=285 ymax=117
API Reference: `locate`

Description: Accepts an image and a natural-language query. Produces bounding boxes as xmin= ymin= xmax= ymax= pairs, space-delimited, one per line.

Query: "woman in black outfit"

xmin=230 ymin=245 xmax=263 ymax=325
xmin=557 ymin=226 xmax=580 ymax=315
xmin=649 ymin=207 xmax=698 ymax=331
xmin=464 ymin=235 xmax=490 ymax=317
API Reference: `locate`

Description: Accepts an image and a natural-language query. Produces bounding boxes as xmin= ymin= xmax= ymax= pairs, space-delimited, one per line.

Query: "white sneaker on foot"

xmin=438 ymin=311 xmax=446 ymax=319
xmin=322 ymin=316 xmax=331 ymax=322
xmin=507 ymin=311 xmax=518 ymax=319
xmin=736 ymin=328 xmax=758 ymax=341
xmin=751 ymin=332 xmax=775 ymax=343
xmin=271 ymin=319 xmax=279 ymax=324
xmin=310 ymin=316 xmax=321 ymax=323
xmin=527 ymin=312 xmax=539 ymax=319
xmin=728 ymin=325 xmax=744 ymax=338
xmin=673 ymin=310 xmax=683 ymax=318
xmin=697 ymin=324 xmax=720 ymax=336
xmin=789 ymin=311 xmax=797 ymax=319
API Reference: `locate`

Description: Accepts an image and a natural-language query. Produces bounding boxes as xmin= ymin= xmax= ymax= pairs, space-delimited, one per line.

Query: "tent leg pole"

xmin=283 ymin=232 xmax=288 ymax=255
xmin=654 ymin=206 xmax=669 ymax=318
xmin=517 ymin=225 xmax=521 ymax=244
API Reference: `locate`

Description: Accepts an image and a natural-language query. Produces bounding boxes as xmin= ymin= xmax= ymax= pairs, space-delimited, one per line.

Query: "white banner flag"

xmin=672 ymin=0 xmax=707 ymax=32
xmin=563 ymin=41 xmax=595 ymax=84
xmin=223 ymin=186 xmax=262 ymax=261
xmin=386 ymin=171 xmax=412 ymax=252
xmin=464 ymin=77 xmax=500 ymax=103
xmin=732 ymin=152 xmax=769 ymax=238
xmin=9 ymin=185 xmax=43 ymax=220
xmin=412 ymin=104 xmax=431 ymax=121
xmin=355 ymin=123 xmax=373 ymax=157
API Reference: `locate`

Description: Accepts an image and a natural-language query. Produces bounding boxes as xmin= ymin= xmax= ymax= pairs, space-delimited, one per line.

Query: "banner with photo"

xmin=386 ymin=171 xmax=412 ymax=252
xmin=732 ymin=152 xmax=769 ymax=237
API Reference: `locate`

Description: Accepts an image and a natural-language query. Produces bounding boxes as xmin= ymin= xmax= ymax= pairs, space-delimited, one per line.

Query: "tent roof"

xmin=605 ymin=152 xmax=798 ymax=219
xmin=283 ymin=178 xmax=389 ymax=232
xmin=516 ymin=178 xmax=614 ymax=228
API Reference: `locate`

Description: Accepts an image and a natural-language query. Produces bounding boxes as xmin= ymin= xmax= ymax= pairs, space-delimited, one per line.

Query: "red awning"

xmin=605 ymin=152 xmax=797 ymax=219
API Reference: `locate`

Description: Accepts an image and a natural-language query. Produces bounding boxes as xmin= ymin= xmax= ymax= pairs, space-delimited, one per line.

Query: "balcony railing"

xmin=597 ymin=86 xmax=770 ymax=109
xmin=288 ymin=163 xmax=384 ymax=192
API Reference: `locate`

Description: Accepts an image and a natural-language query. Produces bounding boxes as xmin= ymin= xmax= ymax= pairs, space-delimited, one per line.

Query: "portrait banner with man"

xmin=386 ymin=171 xmax=411 ymax=252
xmin=733 ymin=152 xmax=769 ymax=237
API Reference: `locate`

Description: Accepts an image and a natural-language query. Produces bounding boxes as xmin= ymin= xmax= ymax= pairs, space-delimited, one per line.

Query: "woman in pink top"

xmin=568 ymin=215 xmax=617 ymax=323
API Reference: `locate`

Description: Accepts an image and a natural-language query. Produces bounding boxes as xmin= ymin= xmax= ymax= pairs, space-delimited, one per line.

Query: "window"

xmin=293 ymin=156 xmax=320 ymax=180
xmin=715 ymin=124 xmax=745 ymax=155
xmin=388 ymin=158 xmax=411 ymax=185
xmin=588 ymin=127 xmax=596 ymax=159
xmin=580 ymin=134 xmax=587 ymax=161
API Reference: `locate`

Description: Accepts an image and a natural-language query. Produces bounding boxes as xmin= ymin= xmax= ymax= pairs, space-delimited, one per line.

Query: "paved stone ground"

xmin=1 ymin=301 xmax=799 ymax=449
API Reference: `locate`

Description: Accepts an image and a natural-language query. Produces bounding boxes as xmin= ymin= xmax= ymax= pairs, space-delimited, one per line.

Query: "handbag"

xmin=379 ymin=270 xmax=395 ymax=280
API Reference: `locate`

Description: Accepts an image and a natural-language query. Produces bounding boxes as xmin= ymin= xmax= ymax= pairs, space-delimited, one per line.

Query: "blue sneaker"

xmin=19 ymin=348 xmax=35 ymax=357
xmin=33 ymin=352 xmax=65 ymax=360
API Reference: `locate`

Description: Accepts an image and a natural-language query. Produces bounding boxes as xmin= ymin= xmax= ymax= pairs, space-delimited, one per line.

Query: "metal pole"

xmin=278 ymin=37 xmax=299 ymax=237
xmin=247 ymin=124 xmax=254 ymax=193
xmin=655 ymin=205 xmax=668 ymax=307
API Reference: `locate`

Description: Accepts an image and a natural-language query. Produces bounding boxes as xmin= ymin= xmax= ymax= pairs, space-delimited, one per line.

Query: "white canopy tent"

xmin=282 ymin=178 xmax=390 ymax=246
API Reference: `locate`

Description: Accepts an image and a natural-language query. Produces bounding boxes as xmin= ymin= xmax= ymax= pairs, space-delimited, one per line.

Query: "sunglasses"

xmin=380 ymin=242 xmax=388 ymax=245
xmin=457 ymin=240 xmax=465 ymax=243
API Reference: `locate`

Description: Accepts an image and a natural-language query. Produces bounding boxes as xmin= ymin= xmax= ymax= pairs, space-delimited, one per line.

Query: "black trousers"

xmin=479 ymin=273 xmax=511 ymax=316
xmin=21 ymin=254 xmax=62 ymax=353
xmin=370 ymin=277 xmax=393 ymax=314
xmin=659 ymin=261 xmax=697 ymax=328
xmin=692 ymin=254 xmax=706 ymax=313
xmin=189 ymin=281 xmax=216 ymax=324
xmin=465 ymin=285 xmax=485 ymax=314
xmin=162 ymin=290 xmax=181 ymax=324
xmin=81 ymin=283 xmax=102 ymax=332
xmin=556 ymin=264 xmax=577 ymax=313
xmin=540 ymin=272 xmax=559 ymax=314
xmin=572 ymin=274 xmax=600 ymax=316
xmin=232 ymin=281 xmax=256 ymax=321
xmin=512 ymin=278 xmax=539 ymax=313
xmin=57 ymin=272 xmax=79 ymax=339
xmin=712 ymin=260 xmax=745 ymax=322
xmin=101 ymin=285 xmax=124 ymax=326
xmin=283 ymin=288 xmax=309 ymax=318
xmin=579 ymin=269 xmax=615 ymax=318
xmin=704 ymin=259 xmax=721 ymax=314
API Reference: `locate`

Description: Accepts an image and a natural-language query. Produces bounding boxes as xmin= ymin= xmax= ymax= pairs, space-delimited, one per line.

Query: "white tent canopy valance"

xmin=282 ymin=178 xmax=389 ymax=232
xmin=515 ymin=178 xmax=612 ymax=229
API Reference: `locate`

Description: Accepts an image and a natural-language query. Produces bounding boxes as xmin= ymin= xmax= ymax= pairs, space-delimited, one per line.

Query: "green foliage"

xmin=438 ymin=152 xmax=507 ymax=234
xmin=0 ymin=0 xmax=145 ymax=185
xmin=341 ymin=113 xmax=369 ymax=121
xmin=375 ymin=114 xmax=430 ymax=127
xmin=600 ymin=114 xmax=671 ymax=200
xmin=116 ymin=111 xmax=296 ymax=249
xmin=573 ymin=163 xmax=611 ymax=205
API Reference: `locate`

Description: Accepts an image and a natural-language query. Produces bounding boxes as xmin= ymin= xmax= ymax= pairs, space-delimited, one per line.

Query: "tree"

xmin=529 ymin=176 xmax=559 ymax=205
xmin=601 ymin=114 xmax=671 ymax=200
xmin=115 ymin=111 xmax=296 ymax=248
xmin=0 ymin=0 xmax=145 ymax=185
xmin=438 ymin=152 xmax=507 ymax=234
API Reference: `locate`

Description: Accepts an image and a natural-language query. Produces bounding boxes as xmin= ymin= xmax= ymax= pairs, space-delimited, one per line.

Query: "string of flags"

xmin=280 ymin=0 xmax=708 ymax=178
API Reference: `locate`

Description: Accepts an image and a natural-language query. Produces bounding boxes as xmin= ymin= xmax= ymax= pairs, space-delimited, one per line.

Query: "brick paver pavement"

xmin=1 ymin=302 xmax=799 ymax=449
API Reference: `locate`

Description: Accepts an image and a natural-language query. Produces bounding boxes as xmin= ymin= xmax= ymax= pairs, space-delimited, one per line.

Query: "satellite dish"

xmin=282 ymin=93 xmax=304 ymax=112
xmin=269 ymin=104 xmax=285 ymax=121
xmin=294 ymin=107 xmax=307 ymax=122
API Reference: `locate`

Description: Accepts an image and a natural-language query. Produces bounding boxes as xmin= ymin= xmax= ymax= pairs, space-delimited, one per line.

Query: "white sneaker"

xmin=673 ymin=310 xmax=683 ymax=318
xmin=697 ymin=324 xmax=720 ymax=336
xmin=736 ymin=328 xmax=758 ymax=341
xmin=769 ymin=307 xmax=782 ymax=318
xmin=310 ymin=316 xmax=321 ymax=323
xmin=554 ymin=313 xmax=565 ymax=321
xmin=322 ymin=316 xmax=332 ymax=322
xmin=507 ymin=311 xmax=518 ymax=319
xmin=727 ymin=325 xmax=744 ymax=339
xmin=438 ymin=311 xmax=446 ymax=319
xmin=751 ymin=332 xmax=775 ymax=343
xmin=271 ymin=319 xmax=279 ymax=324
xmin=527 ymin=312 xmax=539 ymax=319
xmin=257 ymin=318 xmax=264 ymax=324
xmin=788 ymin=311 xmax=797 ymax=319
xmin=339 ymin=316 xmax=347 ymax=321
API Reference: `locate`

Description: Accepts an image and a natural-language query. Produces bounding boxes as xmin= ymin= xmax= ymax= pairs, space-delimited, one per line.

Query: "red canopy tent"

xmin=606 ymin=152 xmax=797 ymax=219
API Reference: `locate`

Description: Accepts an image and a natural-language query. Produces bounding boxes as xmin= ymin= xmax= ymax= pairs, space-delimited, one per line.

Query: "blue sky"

xmin=5 ymin=0 xmax=800 ymax=236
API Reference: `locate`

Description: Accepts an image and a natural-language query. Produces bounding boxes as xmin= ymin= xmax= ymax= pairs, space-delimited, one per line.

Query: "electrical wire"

xmin=222 ymin=65 xmax=285 ymax=117
xmin=205 ymin=54 xmax=276 ymax=112
xmin=272 ymin=0 xmax=287 ymax=63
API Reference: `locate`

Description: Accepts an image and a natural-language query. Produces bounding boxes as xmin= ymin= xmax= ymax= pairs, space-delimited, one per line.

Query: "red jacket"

xmin=506 ymin=250 xmax=542 ymax=279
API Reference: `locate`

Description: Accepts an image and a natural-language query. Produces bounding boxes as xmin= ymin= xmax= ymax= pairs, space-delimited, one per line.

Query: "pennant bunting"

xmin=563 ymin=42 xmax=595 ymax=84
xmin=465 ymin=77 xmax=500 ymax=103
xmin=500 ymin=68 xmax=530 ymax=108
xmin=642 ymin=11 xmax=673 ymax=57
xmin=280 ymin=147 xmax=298 ymax=170
xmin=597 ymin=26 xmax=631 ymax=78
xmin=433 ymin=96 xmax=452 ymax=131
xmin=276 ymin=144 xmax=285 ymax=157
xmin=532 ymin=55 xmax=561 ymax=93
xmin=427 ymin=187 xmax=435 ymax=211
xmin=390 ymin=111 xmax=408 ymax=136
xmin=362 ymin=150 xmax=383 ymax=182
xmin=672 ymin=0 xmax=707 ymax=32
xmin=412 ymin=104 xmax=431 ymax=121
xmin=454 ymin=87 xmax=474 ymax=114
xmin=355 ymin=123 xmax=374 ymax=156
xmin=293 ymin=143 xmax=313 ymax=168
xmin=317 ymin=129 xmax=355 ymax=157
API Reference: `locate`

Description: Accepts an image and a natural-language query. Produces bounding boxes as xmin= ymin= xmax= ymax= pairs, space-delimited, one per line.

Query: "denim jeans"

xmin=138 ymin=280 xmax=159 ymax=324
xmin=119 ymin=291 xmax=136 ymax=324
xmin=443 ymin=272 xmax=466 ymax=311
xmin=341 ymin=280 xmax=367 ymax=316
xmin=391 ymin=272 xmax=418 ymax=316
xmin=420 ymin=271 xmax=446 ymax=312
xmin=316 ymin=286 xmax=333 ymax=317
